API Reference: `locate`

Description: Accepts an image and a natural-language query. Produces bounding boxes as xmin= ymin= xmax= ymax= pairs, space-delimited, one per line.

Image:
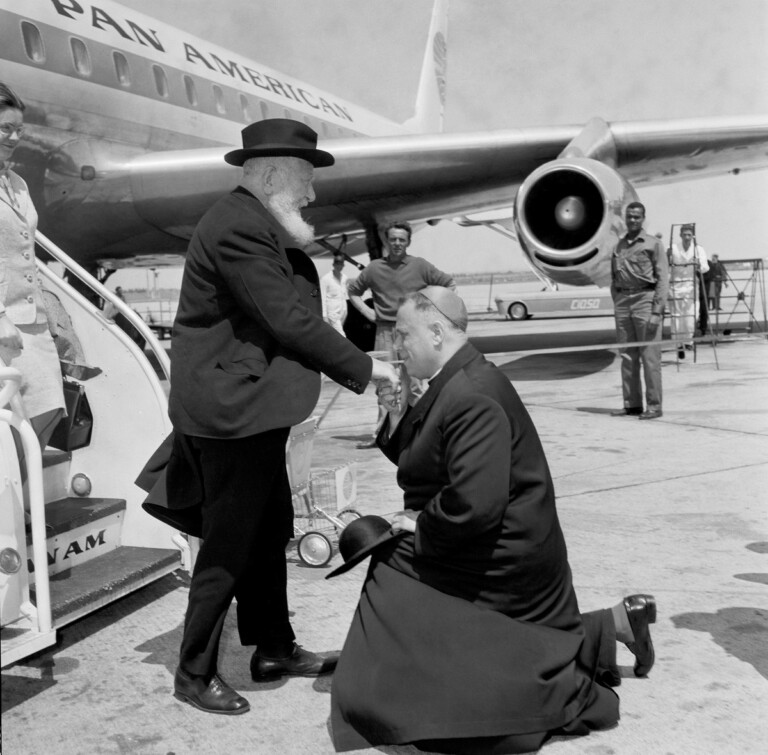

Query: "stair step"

xmin=29 ymin=497 xmax=126 ymax=541
xmin=31 ymin=545 xmax=181 ymax=625
xmin=27 ymin=498 xmax=126 ymax=581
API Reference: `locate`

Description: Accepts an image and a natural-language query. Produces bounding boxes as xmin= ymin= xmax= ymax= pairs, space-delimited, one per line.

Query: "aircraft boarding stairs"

xmin=1 ymin=233 xmax=183 ymax=668
xmin=0 ymin=435 xmax=183 ymax=667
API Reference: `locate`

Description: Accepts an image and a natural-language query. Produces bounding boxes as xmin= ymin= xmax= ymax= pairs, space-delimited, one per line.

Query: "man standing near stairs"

xmin=165 ymin=120 xmax=399 ymax=715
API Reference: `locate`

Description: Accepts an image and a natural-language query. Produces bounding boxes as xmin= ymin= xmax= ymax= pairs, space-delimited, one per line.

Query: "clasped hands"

xmin=370 ymin=358 xmax=404 ymax=414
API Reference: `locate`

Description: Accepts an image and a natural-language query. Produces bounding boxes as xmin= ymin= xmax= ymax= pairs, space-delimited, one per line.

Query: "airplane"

xmin=2 ymin=0 xmax=768 ymax=287
xmin=1 ymin=0 xmax=767 ymax=667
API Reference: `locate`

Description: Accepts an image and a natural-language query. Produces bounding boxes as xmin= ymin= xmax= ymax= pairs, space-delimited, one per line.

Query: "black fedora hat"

xmin=326 ymin=515 xmax=406 ymax=579
xmin=224 ymin=118 xmax=334 ymax=167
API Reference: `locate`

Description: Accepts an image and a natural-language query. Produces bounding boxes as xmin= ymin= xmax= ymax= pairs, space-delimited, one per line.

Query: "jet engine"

xmin=513 ymin=157 xmax=638 ymax=287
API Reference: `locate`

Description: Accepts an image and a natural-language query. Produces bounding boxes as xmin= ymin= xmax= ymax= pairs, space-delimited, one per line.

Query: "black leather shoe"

xmin=251 ymin=643 xmax=339 ymax=680
xmin=677 ymin=348 xmax=685 ymax=359
xmin=639 ymin=409 xmax=662 ymax=420
xmin=355 ymin=437 xmax=377 ymax=449
xmin=174 ymin=668 xmax=250 ymax=715
xmin=623 ymin=594 xmax=656 ymax=677
xmin=599 ymin=666 xmax=622 ymax=688
xmin=611 ymin=407 xmax=643 ymax=416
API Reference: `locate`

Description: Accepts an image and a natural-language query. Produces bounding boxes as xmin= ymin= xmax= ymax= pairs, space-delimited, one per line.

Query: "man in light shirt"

xmin=668 ymin=224 xmax=709 ymax=358
xmin=320 ymin=252 xmax=349 ymax=336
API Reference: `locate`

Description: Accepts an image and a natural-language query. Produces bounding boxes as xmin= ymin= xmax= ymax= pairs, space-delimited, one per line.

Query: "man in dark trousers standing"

xmin=168 ymin=120 xmax=400 ymax=715
xmin=347 ymin=221 xmax=455 ymax=447
xmin=610 ymin=202 xmax=669 ymax=420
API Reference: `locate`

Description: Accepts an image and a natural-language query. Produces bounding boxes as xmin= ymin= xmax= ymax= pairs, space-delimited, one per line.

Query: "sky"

xmin=113 ymin=0 xmax=768 ymax=289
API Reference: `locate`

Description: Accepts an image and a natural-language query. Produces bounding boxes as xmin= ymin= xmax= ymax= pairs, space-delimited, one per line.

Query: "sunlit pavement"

xmin=2 ymin=322 xmax=767 ymax=755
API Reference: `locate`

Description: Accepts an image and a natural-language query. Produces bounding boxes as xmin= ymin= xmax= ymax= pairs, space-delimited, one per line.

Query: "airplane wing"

xmin=43 ymin=114 xmax=768 ymax=286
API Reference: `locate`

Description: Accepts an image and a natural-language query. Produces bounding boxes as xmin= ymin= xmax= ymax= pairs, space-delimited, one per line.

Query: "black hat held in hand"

xmin=325 ymin=515 xmax=406 ymax=579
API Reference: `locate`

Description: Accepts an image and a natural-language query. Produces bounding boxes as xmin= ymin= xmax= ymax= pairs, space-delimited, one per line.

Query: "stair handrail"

xmin=34 ymin=231 xmax=171 ymax=381
xmin=0 ymin=366 xmax=51 ymax=636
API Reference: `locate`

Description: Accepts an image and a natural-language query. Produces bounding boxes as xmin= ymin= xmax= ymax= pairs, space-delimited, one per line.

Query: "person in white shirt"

xmin=320 ymin=252 xmax=349 ymax=335
xmin=668 ymin=224 xmax=709 ymax=358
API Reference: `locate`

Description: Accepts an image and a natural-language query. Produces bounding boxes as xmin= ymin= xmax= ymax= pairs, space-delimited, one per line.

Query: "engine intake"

xmin=514 ymin=157 xmax=638 ymax=287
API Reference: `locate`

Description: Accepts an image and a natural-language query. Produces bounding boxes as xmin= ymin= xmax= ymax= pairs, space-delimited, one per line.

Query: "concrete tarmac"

xmin=2 ymin=321 xmax=767 ymax=755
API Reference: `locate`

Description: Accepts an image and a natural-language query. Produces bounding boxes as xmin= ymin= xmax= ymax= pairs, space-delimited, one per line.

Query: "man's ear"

xmin=431 ymin=321 xmax=445 ymax=345
xmin=261 ymin=164 xmax=279 ymax=195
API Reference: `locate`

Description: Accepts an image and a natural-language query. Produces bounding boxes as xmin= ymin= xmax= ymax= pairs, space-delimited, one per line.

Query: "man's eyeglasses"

xmin=0 ymin=123 xmax=25 ymax=137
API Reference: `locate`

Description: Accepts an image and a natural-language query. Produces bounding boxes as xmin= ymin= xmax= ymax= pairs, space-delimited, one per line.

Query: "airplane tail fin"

xmin=402 ymin=0 xmax=448 ymax=133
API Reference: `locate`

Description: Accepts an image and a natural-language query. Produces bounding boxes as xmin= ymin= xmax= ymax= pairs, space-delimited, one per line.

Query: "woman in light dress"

xmin=0 ymin=82 xmax=64 ymax=448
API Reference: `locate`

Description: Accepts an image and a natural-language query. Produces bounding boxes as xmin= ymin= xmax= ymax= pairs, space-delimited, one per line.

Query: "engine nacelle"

xmin=513 ymin=157 xmax=638 ymax=287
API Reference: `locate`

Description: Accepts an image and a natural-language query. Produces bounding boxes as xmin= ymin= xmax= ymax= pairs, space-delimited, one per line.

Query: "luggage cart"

xmin=292 ymin=465 xmax=361 ymax=567
xmin=286 ymin=418 xmax=361 ymax=567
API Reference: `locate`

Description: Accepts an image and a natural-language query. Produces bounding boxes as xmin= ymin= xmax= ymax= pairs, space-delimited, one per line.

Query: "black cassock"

xmin=331 ymin=344 xmax=620 ymax=754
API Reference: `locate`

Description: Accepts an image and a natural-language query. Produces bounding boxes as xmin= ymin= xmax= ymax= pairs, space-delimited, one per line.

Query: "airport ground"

xmin=2 ymin=312 xmax=767 ymax=754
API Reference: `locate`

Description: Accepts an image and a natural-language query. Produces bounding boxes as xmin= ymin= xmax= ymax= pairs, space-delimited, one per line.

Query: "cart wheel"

xmin=298 ymin=531 xmax=334 ymax=567
xmin=338 ymin=509 xmax=363 ymax=526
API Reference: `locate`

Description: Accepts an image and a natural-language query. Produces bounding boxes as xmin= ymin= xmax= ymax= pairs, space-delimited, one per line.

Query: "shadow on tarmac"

xmin=736 ymin=542 xmax=768 ymax=585
xmin=671 ymin=605 xmax=768 ymax=680
xmin=0 ymin=673 xmax=57 ymax=713
xmin=1 ymin=572 xmax=184 ymax=711
xmin=496 ymin=349 xmax=615 ymax=381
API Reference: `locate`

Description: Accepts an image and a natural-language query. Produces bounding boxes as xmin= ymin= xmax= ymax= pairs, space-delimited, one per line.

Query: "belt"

xmin=614 ymin=285 xmax=654 ymax=293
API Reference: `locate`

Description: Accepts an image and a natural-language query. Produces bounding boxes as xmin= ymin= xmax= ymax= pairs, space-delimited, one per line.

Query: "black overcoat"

xmin=137 ymin=186 xmax=371 ymax=534
xmin=169 ymin=186 xmax=370 ymax=438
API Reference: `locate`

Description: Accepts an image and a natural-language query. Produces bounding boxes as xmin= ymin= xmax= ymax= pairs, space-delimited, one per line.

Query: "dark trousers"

xmin=697 ymin=276 xmax=709 ymax=333
xmin=613 ymin=290 xmax=662 ymax=411
xmin=178 ymin=428 xmax=296 ymax=680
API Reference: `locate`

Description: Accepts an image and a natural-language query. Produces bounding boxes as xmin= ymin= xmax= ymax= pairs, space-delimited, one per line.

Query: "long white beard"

xmin=267 ymin=193 xmax=316 ymax=248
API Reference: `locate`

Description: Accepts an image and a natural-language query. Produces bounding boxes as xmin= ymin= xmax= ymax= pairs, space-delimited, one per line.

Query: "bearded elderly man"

xmin=167 ymin=120 xmax=399 ymax=715
xmin=330 ymin=287 xmax=657 ymax=754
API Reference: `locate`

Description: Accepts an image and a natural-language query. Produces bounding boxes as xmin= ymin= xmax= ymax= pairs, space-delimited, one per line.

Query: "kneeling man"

xmin=329 ymin=287 xmax=656 ymax=754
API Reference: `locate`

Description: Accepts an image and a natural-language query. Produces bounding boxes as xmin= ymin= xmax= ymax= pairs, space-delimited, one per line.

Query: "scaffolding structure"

xmin=707 ymin=257 xmax=767 ymax=337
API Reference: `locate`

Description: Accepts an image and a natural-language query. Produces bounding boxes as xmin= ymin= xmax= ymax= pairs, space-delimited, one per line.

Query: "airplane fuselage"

xmin=1 ymin=0 xmax=400 ymax=263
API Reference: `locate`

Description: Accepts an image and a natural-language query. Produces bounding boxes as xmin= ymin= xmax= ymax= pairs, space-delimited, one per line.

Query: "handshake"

xmin=370 ymin=357 xmax=403 ymax=413
xmin=370 ymin=357 xmax=425 ymax=415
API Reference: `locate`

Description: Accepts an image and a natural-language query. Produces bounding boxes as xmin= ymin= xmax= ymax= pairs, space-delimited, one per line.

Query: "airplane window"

xmin=184 ymin=75 xmax=198 ymax=106
xmin=20 ymin=22 xmax=46 ymax=64
xmin=284 ymin=109 xmax=292 ymax=119
xmin=212 ymin=85 xmax=226 ymax=114
xmin=321 ymin=122 xmax=329 ymax=136
xmin=260 ymin=102 xmax=270 ymax=120
xmin=240 ymin=94 xmax=250 ymax=122
xmin=70 ymin=38 xmax=92 ymax=77
xmin=152 ymin=65 xmax=169 ymax=98
xmin=113 ymin=52 xmax=131 ymax=87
